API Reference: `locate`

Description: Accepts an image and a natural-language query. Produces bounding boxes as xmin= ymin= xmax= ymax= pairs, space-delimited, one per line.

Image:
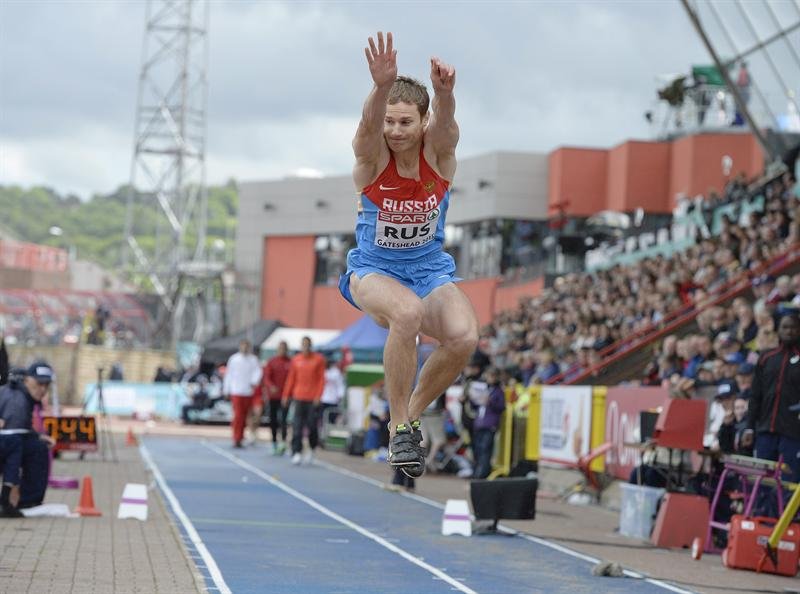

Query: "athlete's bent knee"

xmin=388 ymin=301 xmax=424 ymax=335
xmin=447 ymin=327 xmax=478 ymax=360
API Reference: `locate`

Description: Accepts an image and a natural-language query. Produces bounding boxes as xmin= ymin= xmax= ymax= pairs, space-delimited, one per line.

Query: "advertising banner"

xmin=539 ymin=386 xmax=592 ymax=464
xmin=604 ymin=386 xmax=668 ymax=479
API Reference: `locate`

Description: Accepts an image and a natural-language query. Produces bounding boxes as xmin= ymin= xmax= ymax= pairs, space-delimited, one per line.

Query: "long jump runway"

xmin=142 ymin=436 xmax=691 ymax=594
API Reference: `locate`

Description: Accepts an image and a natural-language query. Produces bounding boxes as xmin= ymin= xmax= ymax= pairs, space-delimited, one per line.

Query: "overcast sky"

xmin=1 ymin=0 xmax=797 ymax=199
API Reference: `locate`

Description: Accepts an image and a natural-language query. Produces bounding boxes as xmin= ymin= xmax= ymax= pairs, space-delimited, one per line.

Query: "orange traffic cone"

xmin=74 ymin=476 xmax=102 ymax=517
xmin=126 ymin=427 xmax=138 ymax=446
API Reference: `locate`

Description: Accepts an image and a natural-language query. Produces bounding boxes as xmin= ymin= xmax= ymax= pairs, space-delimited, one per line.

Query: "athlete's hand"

xmin=430 ymin=57 xmax=455 ymax=93
xmin=365 ymin=31 xmax=396 ymax=88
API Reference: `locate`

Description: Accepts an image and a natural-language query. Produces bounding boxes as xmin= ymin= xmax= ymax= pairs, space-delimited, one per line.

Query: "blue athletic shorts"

xmin=338 ymin=248 xmax=461 ymax=310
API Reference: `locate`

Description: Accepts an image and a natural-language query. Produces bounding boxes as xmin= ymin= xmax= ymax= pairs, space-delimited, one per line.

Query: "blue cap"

xmin=724 ymin=352 xmax=745 ymax=365
xmin=737 ymin=362 xmax=755 ymax=375
xmin=25 ymin=362 xmax=54 ymax=384
xmin=716 ymin=381 xmax=739 ymax=398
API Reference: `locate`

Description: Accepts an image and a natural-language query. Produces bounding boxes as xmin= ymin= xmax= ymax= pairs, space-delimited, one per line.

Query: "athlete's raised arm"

xmin=424 ymin=57 xmax=459 ymax=179
xmin=352 ymin=31 xmax=395 ymax=189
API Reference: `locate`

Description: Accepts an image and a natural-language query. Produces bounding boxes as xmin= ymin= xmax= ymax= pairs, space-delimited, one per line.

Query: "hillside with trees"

xmin=0 ymin=182 xmax=238 ymax=281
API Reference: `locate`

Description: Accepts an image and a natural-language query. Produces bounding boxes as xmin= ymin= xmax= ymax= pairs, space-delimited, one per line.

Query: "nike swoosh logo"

xmin=379 ymin=184 xmax=400 ymax=191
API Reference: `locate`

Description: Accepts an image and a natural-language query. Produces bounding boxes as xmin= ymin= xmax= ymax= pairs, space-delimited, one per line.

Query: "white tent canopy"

xmin=260 ymin=328 xmax=340 ymax=352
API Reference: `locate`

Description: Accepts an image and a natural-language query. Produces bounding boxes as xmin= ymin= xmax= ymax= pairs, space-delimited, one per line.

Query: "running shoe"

xmin=389 ymin=424 xmax=425 ymax=478
xmin=404 ymin=419 xmax=426 ymax=479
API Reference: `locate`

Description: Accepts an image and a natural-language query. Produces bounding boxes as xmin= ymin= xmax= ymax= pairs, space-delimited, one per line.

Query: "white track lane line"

xmin=313 ymin=458 xmax=695 ymax=594
xmin=140 ymin=443 xmax=232 ymax=594
xmin=202 ymin=440 xmax=478 ymax=594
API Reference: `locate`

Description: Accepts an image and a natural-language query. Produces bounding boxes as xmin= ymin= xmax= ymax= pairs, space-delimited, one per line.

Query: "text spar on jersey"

xmin=375 ymin=194 xmax=441 ymax=249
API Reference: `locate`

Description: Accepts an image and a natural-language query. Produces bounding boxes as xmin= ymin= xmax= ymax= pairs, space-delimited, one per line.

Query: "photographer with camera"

xmin=0 ymin=362 xmax=56 ymax=517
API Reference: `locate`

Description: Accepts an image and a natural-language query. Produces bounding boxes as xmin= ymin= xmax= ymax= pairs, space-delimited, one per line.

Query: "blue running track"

xmin=142 ymin=436 xmax=692 ymax=594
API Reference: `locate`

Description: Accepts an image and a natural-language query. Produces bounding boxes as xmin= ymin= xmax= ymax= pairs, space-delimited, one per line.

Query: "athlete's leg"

xmin=247 ymin=398 xmax=263 ymax=443
xmin=408 ymin=283 xmax=478 ymax=421
xmin=349 ymin=272 xmax=423 ymax=435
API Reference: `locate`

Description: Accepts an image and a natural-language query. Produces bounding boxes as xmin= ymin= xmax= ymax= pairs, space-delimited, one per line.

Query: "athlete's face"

xmin=384 ymin=102 xmax=427 ymax=153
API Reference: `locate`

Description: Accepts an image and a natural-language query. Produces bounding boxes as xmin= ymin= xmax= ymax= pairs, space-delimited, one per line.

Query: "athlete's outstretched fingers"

xmin=377 ymin=31 xmax=384 ymax=53
xmin=386 ymin=31 xmax=393 ymax=54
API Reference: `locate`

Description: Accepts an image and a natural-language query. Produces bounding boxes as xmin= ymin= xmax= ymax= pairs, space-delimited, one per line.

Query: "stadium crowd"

xmin=477 ymin=169 xmax=799 ymax=389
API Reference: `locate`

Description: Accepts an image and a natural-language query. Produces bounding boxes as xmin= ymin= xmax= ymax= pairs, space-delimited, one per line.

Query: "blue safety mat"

xmin=143 ymin=436 xmax=689 ymax=594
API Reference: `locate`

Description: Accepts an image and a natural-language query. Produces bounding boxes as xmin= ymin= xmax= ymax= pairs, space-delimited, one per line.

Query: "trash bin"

xmin=619 ymin=483 xmax=665 ymax=540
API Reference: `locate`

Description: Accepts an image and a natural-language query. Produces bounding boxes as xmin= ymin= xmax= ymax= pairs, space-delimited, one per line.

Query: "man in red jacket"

xmin=282 ymin=336 xmax=326 ymax=465
xmin=261 ymin=341 xmax=292 ymax=455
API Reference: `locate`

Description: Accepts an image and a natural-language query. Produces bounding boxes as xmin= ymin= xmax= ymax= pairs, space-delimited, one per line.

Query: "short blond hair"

xmin=388 ymin=76 xmax=429 ymax=118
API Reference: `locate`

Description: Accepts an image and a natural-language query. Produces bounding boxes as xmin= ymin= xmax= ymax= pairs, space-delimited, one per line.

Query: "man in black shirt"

xmin=743 ymin=313 xmax=800 ymax=481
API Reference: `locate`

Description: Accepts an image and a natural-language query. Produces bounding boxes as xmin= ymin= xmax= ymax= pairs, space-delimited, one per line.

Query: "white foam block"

xmin=20 ymin=503 xmax=73 ymax=517
xmin=441 ymin=498 xmax=472 ymax=537
xmin=117 ymin=483 xmax=148 ymax=521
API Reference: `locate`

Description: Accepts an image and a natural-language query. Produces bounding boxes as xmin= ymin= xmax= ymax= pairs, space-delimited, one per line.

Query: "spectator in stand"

xmin=261 ymin=341 xmax=292 ymax=455
xmin=471 ymin=367 xmax=506 ymax=479
xmin=459 ymin=360 xmax=482 ymax=450
xmin=653 ymin=335 xmax=683 ymax=386
xmin=768 ymin=275 xmax=795 ymax=307
xmin=720 ymin=352 xmax=745 ymax=385
xmin=706 ymin=382 xmax=739 ymax=450
xmin=706 ymin=307 xmax=731 ymax=339
xmin=684 ymin=334 xmax=715 ymax=379
xmin=518 ymin=351 xmax=537 ymax=386
xmin=743 ymin=312 xmax=800 ymax=482
xmin=529 ymin=349 xmax=559 ymax=385
xmin=719 ymin=394 xmax=753 ymax=457
xmin=730 ymin=301 xmax=758 ymax=348
xmin=790 ymin=274 xmax=800 ymax=308
xmin=752 ymin=275 xmax=776 ymax=315
xmin=223 ymin=340 xmax=262 ymax=449
xmin=282 ymin=336 xmax=325 ymax=465
xmin=471 ymin=336 xmax=492 ymax=374
xmin=735 ymin=362 xmax=755 ymax=397
xmin=752 ymin=326 xmax=779 ymax=360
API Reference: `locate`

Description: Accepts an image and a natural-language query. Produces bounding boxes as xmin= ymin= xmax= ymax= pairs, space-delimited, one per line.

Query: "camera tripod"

xmin=81 ymin=367 xmax=118 ymax=462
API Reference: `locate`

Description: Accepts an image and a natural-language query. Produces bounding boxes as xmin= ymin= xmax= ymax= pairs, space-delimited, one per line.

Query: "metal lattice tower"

xmin=123 ymin=0 xmax=213 ymax=347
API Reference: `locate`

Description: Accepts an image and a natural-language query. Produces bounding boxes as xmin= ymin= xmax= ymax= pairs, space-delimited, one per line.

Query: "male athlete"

xmin=338 ymin=31 xmax=479 ymax=477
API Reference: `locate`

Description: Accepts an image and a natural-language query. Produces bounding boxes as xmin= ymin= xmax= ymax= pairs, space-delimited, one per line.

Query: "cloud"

xmin=6 ymin=0 xmax=766 ymax=200
xmin=0 ymin=123 xmax=132 ymax=197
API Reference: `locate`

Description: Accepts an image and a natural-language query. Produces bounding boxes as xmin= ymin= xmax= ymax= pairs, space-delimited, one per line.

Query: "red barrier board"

xmin=604 ymin=387 xmax=668 ymax=480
